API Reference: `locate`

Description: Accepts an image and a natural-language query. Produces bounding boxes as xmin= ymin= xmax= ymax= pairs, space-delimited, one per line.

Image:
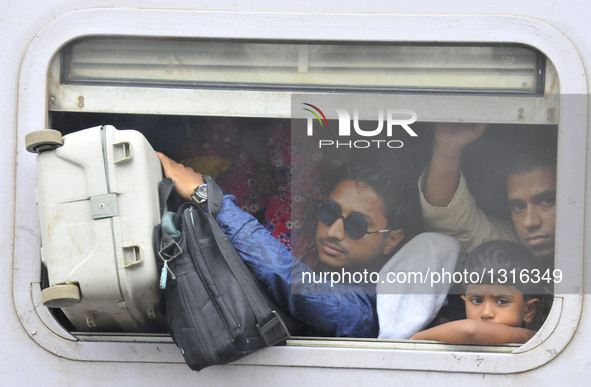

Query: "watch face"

xmin=192 ymin=184 xmax=208 ymax=204
xmin=196 ymin=184 xmax=208 ymax=199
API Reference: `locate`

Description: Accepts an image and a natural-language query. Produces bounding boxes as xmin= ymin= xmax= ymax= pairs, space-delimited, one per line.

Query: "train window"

xmin=15 ymin=11 xmax=585 ymax=374
xmin=47 ymin=35 xmax=561 ymax=337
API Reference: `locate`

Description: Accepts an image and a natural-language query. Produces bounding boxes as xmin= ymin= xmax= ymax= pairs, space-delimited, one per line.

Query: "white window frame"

xmin=46 ymin=40 xmax=558 ymax=125
xmin=15 ymin=8 xmax=587 ymax=373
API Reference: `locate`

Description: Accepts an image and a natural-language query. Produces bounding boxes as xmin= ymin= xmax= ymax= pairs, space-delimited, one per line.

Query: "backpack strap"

xmin=158 ymin=177 xmax=176 ymax=215
xmin=202 ymin=175 xmax=290 ymax=346
xmin=202 ymin=174 xmax=223 ymax=217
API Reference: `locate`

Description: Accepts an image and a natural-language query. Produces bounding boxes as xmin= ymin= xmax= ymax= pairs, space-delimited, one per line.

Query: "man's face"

xmin=315 ymin=179 xmax=400 ymax=270
xmin=507 ymin=167 xmax=556 ymax=261
xmin=462 ymin=284 xmax=538 ymax=327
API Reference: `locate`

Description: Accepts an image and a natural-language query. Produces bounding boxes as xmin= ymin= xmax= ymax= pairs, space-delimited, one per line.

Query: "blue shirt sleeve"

xmin=215 ymin=195 xmax=378 ymax=337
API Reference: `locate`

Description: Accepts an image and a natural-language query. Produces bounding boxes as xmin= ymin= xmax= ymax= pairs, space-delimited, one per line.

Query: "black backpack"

xmin=153 ymin=176 xmax=297 ymax=371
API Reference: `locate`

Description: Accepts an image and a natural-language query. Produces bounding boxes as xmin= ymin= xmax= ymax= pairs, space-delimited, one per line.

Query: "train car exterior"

xmin=2 ymin=1 xmax=590 ymax=385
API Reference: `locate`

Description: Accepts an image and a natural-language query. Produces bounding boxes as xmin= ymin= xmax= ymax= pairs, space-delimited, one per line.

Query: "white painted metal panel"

xmin=2 ymin=2 xmax=590 ymax=386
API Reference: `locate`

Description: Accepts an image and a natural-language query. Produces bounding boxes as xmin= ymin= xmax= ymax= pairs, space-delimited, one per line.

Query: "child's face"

xmin=462 ymin=284 xmax=539 ymax=327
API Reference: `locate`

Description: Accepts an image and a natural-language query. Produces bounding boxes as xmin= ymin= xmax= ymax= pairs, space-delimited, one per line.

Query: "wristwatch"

xmin=191 ymin=184 xmax=208 ymax=205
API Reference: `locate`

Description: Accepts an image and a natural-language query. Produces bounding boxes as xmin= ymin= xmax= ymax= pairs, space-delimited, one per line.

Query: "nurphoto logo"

xmin=303 ymin=103 xmax=418 ymax=149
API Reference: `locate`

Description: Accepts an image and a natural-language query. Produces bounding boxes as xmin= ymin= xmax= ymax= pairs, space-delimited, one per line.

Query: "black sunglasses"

xmin=316 ymin=199 xmax=390 ymax=240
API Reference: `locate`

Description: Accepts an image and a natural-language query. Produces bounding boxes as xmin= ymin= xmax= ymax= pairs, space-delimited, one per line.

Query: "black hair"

xmin=505 ymin=131 xmax=557 ymax=179
xmin=327 ymin=162 xmax=423 ymax=246
xmin=464 ymin=240 xmax=546 ymax=298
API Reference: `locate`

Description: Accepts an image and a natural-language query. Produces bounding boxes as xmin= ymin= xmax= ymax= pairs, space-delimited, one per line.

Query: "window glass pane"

xmin=64 ymin=38 xmax=542 ymax=93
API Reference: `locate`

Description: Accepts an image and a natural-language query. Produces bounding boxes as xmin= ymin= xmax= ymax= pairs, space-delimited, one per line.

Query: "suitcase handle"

xmin=113 ymin=141 xmax=133 ymax=163
xmin=122 ymin=245 xmax=144 ymax=268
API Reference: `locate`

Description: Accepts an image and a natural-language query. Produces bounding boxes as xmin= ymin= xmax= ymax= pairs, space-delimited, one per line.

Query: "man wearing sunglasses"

xmin=313 ymin=170 xmax=408 ymax=273
xmin=157 ymin=152 xmax=459 ymax=338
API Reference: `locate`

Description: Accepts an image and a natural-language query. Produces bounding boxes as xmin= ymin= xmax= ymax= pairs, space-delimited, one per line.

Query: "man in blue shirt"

xmin=157 ymin=152 xmax=457 ymax=338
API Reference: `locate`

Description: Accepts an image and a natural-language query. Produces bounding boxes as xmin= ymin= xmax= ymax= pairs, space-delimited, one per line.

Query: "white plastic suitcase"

xmin=26 ymin=125 xmax=166 ymax=332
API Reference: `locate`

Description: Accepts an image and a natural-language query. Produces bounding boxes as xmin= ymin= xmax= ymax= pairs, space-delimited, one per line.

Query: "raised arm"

xmin=410 ymin=319 xmax=535 ymax=345
xmin=423 ymin=123 xmax=487 ymax=207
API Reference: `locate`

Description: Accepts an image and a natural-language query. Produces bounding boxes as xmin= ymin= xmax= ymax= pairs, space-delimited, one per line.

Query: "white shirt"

xmin=377 ymin=232 xmax=461 ymax=339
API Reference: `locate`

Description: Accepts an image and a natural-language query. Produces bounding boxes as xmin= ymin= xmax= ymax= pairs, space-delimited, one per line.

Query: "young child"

xmin=410 ymin=240 xmax=542 ymax=345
